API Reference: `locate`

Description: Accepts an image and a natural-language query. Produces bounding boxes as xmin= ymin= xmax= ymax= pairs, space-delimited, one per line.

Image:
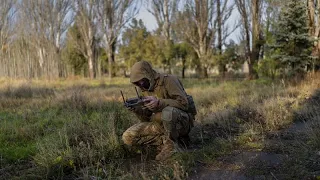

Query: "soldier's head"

xmin=130 ymin=60 xmax=158 ymax=91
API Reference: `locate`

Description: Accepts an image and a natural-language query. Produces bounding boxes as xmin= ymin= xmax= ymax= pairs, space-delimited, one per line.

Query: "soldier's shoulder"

xmin=160 ymin=73 xmax=177 ymax=78
xmin=162 ymin=74 xmax=181 ymax=84
xmin=161 ymin=73 xmax=177 ymax=79
xmin=159 ymin=73 xmax=169 ymax=77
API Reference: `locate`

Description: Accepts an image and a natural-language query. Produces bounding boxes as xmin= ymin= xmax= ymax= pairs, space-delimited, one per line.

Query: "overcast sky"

xmin=135 ymin=5 xmax=157 ymax=31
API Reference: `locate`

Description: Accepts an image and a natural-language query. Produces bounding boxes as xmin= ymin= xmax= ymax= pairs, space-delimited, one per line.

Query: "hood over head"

xmin=130 ymin=60 xmax=159 ymax=91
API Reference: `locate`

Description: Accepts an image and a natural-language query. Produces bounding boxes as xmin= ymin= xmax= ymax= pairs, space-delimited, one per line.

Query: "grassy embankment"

xmin=0 ymin=74 xmax=319 ymax=179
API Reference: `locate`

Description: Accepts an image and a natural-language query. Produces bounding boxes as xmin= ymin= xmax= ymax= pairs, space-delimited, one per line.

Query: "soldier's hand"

xmin=126 ymin=106 xmax=136 ymax=112
xmin=143 ymin=96 xmax=159 ymax=110
xmin=126 ymin=106 xmax=144 ymax=114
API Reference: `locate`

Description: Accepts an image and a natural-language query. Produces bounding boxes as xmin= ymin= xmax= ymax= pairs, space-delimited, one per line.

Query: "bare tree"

xmin=216 ymin=0 xmax=236 ymax=54
xmin=0 ymin=0 xmax=17 ymax=77
xmin=175 ymin=0 xmax=216 ymax=78
xmin=0 ymin=0 xmax=16 ymax=51
xmin=96 ymin=0 xmax=139 ymax=78
xmin=72 ymin=0 xmax=97 ymax=79
xmin=307 ymin=0 xmax=320 ymax=71
xmin=146 ymin=0 xmax=179 ymax=40
xmin=236 ymin=0 xmax=263 ymax=79
xmin=18 ymin=0 xmax=73 ymax=78
xmin=146 ymin=0 xmax=180 ymax=73
xmin=216 ymin=0 xmax=237 ymax=77
xmin=308 ymin=0 xmax=317 ymax=36
xmin=251 ymin=0 xmax=262 ymax=78
xmin=175 ymin=0 xmax=237 ymax=78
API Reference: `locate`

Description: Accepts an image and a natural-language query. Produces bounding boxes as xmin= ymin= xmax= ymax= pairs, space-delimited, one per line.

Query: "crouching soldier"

xmin=122 ymin=60 xmax=197 ymax=161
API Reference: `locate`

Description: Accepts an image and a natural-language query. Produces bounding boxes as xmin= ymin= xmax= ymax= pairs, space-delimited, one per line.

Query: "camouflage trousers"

xmin=122 ymin=106 xmax=191 ymax=146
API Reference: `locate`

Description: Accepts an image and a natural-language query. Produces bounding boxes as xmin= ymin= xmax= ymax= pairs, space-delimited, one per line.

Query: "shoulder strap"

xmin=158 ymin=73 xmax=168 ymax=87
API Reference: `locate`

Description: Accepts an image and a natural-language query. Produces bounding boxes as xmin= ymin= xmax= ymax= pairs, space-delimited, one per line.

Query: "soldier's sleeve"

xmin=157 ymin=75 xmax=188 ymax=111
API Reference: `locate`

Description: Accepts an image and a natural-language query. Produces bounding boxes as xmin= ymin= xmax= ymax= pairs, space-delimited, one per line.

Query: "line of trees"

xmin=0 ymin=0 xmax=319 ymax=79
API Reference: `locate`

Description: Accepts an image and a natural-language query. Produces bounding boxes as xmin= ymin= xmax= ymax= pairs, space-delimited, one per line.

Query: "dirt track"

xmin=188 ymin=121 xmax=318 ymax=180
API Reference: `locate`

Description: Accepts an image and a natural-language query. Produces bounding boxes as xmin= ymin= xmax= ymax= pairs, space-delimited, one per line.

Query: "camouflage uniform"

xmin=122 ymin=61 xmax=195 ymax=160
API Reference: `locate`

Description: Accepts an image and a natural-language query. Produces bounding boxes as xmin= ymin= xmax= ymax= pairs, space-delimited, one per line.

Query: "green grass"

xmin=0 ymin=74 xmax=319 ymax=179
xmin=0 ymin=142 xmax=36 ymax=162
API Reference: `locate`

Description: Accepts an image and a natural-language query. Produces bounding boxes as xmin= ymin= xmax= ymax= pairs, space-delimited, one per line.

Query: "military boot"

xmin=155 ymin=138 xmax=175 ymax=161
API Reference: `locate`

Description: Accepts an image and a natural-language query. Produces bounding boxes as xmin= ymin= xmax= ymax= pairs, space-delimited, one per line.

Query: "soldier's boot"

xmin=155 ymin=138 xmax=175 ymax=161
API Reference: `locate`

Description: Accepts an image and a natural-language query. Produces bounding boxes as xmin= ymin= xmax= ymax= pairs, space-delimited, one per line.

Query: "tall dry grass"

xmin=0 ymin=73 xmax=319 ymax=179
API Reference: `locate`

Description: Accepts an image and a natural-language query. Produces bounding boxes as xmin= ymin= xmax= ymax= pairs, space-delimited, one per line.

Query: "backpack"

xmin=187 ymin=95 xmax=197 ymax=116
xmin=160 ymin=74 xmax=197 ymax=116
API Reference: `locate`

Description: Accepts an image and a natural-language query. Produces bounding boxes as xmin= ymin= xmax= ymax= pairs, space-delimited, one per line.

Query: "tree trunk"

xmin=250 ymin=0 xmax=260 ymax=79
xmin=308 ymin=0 xmax=315 ymax=36
xmin=199 ymin=42 xmax=208 ymax=78
xmin=217 ymin=0 xmax=226 ymax=78
xmin=236 ymin=0 xmax=261 ymax=79
xmin=182 ymin=57 xmax=185 ymax=79
xmin=88 ymin=48 xmax=95 ymax=79
xmin=107 ymin=40 xmax=116 ymax=78
xmin=218 ymin=64 xmax=227 ymax=77
xmin=308 ymin=0 xmax=320 ymax=72
xmin=203 ymin=65 xmax=209 ymax=78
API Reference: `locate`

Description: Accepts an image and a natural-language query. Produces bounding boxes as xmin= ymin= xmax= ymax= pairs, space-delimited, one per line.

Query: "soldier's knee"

xmin=161 ymin=106 xmax=190 ymax=137
xmin=122 ymin=130 xmax=135 ymax=146
xmin=161 ymin=106 xmax=185 ymax=122
xmin=161 ymin=106 xmax=175 ymax=124
xmin=161 ymin=106 xmax=180 ymax=130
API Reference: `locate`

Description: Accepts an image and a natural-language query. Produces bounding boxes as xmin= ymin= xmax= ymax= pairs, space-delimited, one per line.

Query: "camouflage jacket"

xmin=130 ymin=61 xmax=189 ymax=120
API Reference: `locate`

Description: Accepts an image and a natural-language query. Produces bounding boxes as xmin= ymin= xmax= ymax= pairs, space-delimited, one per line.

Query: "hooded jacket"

xmin=130 ymin=61 xmax=188 ymax=112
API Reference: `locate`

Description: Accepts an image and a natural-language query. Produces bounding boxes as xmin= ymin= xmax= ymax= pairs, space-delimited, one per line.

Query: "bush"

xmin=0 ymin=84 xmax=54 ymax=99
xmin=259 ymin=96 xmax=295 ymax=130
xmin=255 ymin=58 xmax=280 ymax=79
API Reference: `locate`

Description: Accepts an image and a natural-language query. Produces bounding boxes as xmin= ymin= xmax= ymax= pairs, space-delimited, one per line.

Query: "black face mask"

xmin=135 ymin=78 xmax=150 ymax=90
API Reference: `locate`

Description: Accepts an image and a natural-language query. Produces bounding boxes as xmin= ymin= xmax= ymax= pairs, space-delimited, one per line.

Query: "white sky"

xmin=135 ymin=5 xmax=157 ymax=31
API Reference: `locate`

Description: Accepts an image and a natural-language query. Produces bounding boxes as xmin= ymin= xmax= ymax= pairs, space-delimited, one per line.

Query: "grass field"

xmin=0 ymin=74 xmax=319 ymax=179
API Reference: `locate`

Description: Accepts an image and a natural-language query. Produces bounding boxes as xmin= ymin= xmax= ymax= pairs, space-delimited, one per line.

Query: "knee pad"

xmin=161 ymin=107 xmax=181 ymax=140
xmin=161 ymin=106 xmax=176 ymax=129
xmin=161 ymin=106 xmax=191 ymax=140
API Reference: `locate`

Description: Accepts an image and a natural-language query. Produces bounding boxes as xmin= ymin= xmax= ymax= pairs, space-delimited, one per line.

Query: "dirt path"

xmin=188 ymin=121 xmax=311 ymax=180
xmin=189 ymin=151 xmax=286 ymax=180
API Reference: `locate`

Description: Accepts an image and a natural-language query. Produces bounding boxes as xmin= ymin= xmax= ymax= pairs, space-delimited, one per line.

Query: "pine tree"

xmin=275 ymin=0 xmax=312 ymax=76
